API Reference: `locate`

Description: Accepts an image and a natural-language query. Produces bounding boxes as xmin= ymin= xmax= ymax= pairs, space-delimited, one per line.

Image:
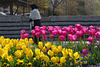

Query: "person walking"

xmin=29 ymin=4 xmax=41 ymax=44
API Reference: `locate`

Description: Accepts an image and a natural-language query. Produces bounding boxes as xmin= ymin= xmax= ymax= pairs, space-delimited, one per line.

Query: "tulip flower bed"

xmin=0 ymin=24 xmax=100 ymax=67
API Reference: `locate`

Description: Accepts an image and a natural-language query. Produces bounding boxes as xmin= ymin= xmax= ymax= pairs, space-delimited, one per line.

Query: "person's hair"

xmin=30 ymin=4 xmax=38 ymax=9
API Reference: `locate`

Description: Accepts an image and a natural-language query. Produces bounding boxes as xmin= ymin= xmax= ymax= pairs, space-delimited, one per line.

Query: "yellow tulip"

xmin=8 ymin=42 xmax=13 ymax=48
xmin=25 ymin=38 xmax=28 ymax=42
xmin=69 ymin=52 xmax=80 ymax=60
xmin=22 ymin=45 xmax=26 ymax=51
xmin=56 ymin=57 xmax=59 ymax=63
xmin=14 ymin=50 xmax=22 ymax=58
xmin=58 ymin=46 xmax=62 ymax=52
xmin=51 ymin=57 xmax=57 ymax=63
xmin=7 ymin=55 xmax=13 ymax=62
xmin=2 ymin=41 xmax=6 ymax=47
xmin=52 ymin=47 xmax=58 ymax=54
xmin=62 ymin=48 xmax=68 ymax=58
xmin=45 ymin=42 xmax=51 ymax=48
xmin=29 ymin=38 xmax=34 ymax=44
xmin=26 ymin=49 xmax=33 ymax=58
xmin=68 ymin=49 xmax=73 ymax=54
xmin=1 ymin=52 xmax=8 ymax=59
xmin=73 ymin=52 xmax=80 ymax=60
xmin=42 ymin=47 xmax=47 ymax=53
xmin=60 ymin=57 xmax=66 ymax=64
xmin=38 ymin=42 xmax=43 ymax=49
xmin=42 ymin=55 xmax=49 ymax=62
xmin=26 ymin=41 xmax=29 ymax=47
xmin=35 ymin=48 xmax=40 ymax=55
xmin=48 ymin=50 xmax=54 ymax=56
xmin=0 ymin=48 xmax=4 ymax=56
xmin=16 ymin=43 xmax=22 ymax=49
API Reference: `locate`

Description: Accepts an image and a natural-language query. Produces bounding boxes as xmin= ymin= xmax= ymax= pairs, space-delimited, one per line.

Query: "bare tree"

xmin=49 ymin=0 xmax=64 ymax=15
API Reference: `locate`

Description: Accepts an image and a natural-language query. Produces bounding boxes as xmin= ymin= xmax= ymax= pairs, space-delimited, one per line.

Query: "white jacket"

xmin=29 ymin=9 xmax=41 ymax=20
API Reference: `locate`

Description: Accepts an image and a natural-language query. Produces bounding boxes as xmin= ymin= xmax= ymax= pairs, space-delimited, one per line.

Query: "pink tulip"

xmin=75 ymin=24 xmax=82 ymax=30
xmin=40 ymin=27 xmax=44 ymax=30
xmin=24 ymin=33 xmax=29 ymax=38
xmin=21 ymin=34 xmax=24 ymax=38
xmin=54 ymin=26 xmax=61 ymax=30
xmin=50 ymin=34 xmax=54 ymax=39
xmin=68 ymin=34 xmax=73 ymax=40
xmin=72 ymin=35 xmax=77 ymax=41
xmin=70 ymin=28 xmax=75 ymax=35
xmin=35 ymin=32 xmax=41 ymax=37
xmin=82 ymin=27 xmax=88 ymax=34
xmin=88 ymin=29 xmax=96 ymax=36
xmin=41 ymin=30 xmax=47 ymax=35
xmin=96 ymin=27 xmax=100 ymax=31
xmin=76 ymin=31 xmax=83 ymax=37
xmin=66 ymin=27 xmax=71 ymax=33
xmin=82 ymin=49 xmax=88 ymax=55
xmin=35 ymin=28 xmax=40 ymax=32
xmin=31 ymin=30 xmax=35 ymax=35
xmin=48 ymin=26 xmax=54 ymax=34
xmin=42 ymin=26 xmax=47 ymax=30
xmin=87 ymin=36 xmax=94 ymax=42
xmin=96 ymin=32 xmax=100 ymax=38
xmin=52 ymin=30 xmax=58 ymax=35
xmin=21 ymin=30 xmax=26 ymax=35
xmin=62 ymin=31 xmax=67 ymax=36
xmin=73 ymin=28 xmax=78 ymax=33
xmin=89 ymin=25 xmax=95 ymax=30
xmin=62 ymin=27 xmax=67 ymax=31
xmin=59 ymin=35 xmax=65 ymax=41
xmin=58 ymin=30 xmax=62 ymax=35
xmin=69 ymin=25 xmax=73 ymax=28
xmin=43 ymin=35 xmax=47 ymax=40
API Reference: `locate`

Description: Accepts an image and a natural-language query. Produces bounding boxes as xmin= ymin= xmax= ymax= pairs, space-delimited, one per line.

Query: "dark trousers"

xmin=32 ymin=20 xmax=41 ymax=44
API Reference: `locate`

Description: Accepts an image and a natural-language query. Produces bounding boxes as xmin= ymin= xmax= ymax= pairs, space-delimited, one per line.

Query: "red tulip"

xmin=82 ymin=49 xmax=88 ymax=55
xmin=59 ymin=35 xmax=65 ymax=41
xmin=50 ymin=34 xmax=54 ymax=39
xmin=24 ymin=33 xmax=29 ymax=38
xmin=35 ymin=32 xmax=41 ymax=37
xmin=87 ymin=36 xmax=94 ymax=42
xmin=43 ymin=35 xmax=47 ymax=40
xmin=66 ymin=27 xmax=71 ymax=33
xmin=31 ymin=30 xmax=35 ymax=35
xmin=76 ymin=31 xmax=83 ymax=37
xmin=21 ymin=30 xmax=26 ymax=35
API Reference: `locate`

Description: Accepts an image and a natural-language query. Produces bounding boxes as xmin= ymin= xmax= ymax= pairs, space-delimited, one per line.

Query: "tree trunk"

xmin=10 ymin=3 xmax=13 ymax=15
